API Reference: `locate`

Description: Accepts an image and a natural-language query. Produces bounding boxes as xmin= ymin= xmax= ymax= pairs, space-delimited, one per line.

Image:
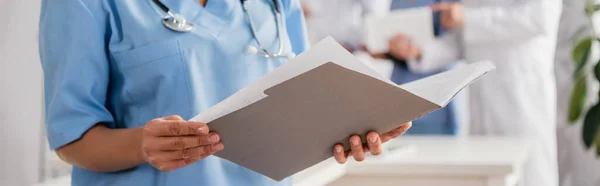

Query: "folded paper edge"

xmin=399 ymin=61 xmax=496 ymax=107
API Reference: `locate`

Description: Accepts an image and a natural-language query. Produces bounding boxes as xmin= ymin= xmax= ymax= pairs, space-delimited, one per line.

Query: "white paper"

xmin=364 ymin=7 xmax=434 ymax=53
xmin=190 ymin=37 xmax=495 ymax=123
xmin=353 ymin=51 xmax=395 ymax=79
xmin=190 ymin=37 xmax=394 ymax=123
xmin=400 ymin=61 xmax=496 ymax=107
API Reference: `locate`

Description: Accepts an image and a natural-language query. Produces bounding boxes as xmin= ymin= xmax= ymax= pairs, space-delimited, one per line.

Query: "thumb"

xmin=161 ymin=115 xmax=185 ymax=121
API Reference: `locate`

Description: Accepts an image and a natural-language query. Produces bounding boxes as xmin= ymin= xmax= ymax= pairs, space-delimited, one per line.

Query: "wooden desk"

xmin=294 ymin=136 xmax=531 ymax=186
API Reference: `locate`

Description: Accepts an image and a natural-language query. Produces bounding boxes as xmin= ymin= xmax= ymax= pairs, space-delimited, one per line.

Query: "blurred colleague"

xmin=396 ymin=1 xmax=562 ymax=185
xmin=300 ymin=0 xmax=389 ymax=51
xmin=554 ymin=0 xmax=600 ymax=186
xmin=302 ymin=0 xmax=463 ymax=135
xmin=385 ymin=0 xmax=461 ymax=135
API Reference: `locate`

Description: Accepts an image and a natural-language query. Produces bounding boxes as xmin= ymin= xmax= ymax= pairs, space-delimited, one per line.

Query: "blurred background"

xmin=2 ymin=0 xmax=600 ymax=186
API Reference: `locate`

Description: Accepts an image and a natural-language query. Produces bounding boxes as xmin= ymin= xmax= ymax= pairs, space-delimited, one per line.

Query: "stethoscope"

xmin=151 ymin=0 xmax=295 ymax=59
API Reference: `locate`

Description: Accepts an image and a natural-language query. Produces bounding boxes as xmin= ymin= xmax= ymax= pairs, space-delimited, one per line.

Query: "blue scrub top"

xmin=39 ymin=0 xmax=309 ymax=185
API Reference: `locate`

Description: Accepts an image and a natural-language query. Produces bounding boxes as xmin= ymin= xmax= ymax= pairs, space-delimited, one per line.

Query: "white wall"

xmin=0 ymin=0 xmax=44 ymax=185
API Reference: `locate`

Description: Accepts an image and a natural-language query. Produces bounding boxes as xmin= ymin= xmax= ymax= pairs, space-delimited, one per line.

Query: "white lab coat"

xmin=555 ymin=0 xmax=600 ymax=186
xmin=301 ymin=0 xmax=390 ymax=45
xmin=409 ymin=1 xmax=562 ymax=186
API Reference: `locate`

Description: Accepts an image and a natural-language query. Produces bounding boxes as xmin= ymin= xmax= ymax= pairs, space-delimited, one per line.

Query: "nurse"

xmin=38 ymin=0 xmax=411 ymax=185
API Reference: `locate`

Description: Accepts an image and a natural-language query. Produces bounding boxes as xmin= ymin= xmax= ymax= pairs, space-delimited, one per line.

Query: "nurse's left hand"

xmin=333 ymin=122 xmax=412 ymax=164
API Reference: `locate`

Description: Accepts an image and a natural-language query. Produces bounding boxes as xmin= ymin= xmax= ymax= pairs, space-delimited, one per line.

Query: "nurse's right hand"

xmin=141 ymin=115 xmax=224 ymax=172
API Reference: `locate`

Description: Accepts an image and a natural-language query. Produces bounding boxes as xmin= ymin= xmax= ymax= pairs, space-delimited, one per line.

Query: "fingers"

xmin=161 ymin=115 xmax=184 ymax=121
xmin=334 ymin=123 xmax=413 ymax=164
xmin=333 ymin=144 xmax=347 ymax=164
xmin=366 ymin=131 xmax=382 ymax=156
xmin=148 ymin=132 xmax=221 ymax=150
xmin=142 ymin=115 xmax=222 ymax=172
xmin=154 ymin=155 xmax=207 ymax=172
xmin=145 ymin=119 xmax=209 ymax=137
xmin=349 ymin=135 xmax=366 ymax=162
xmin=148 ymin=142 xmax=224 ymax=162
xmin=430 ymin=2 xmax=453 ymax=12
xmin=381 ymin=122 xmax=412 ymax=143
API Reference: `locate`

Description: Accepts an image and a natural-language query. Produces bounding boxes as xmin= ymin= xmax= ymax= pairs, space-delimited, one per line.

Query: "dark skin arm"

xmin=56 ymin=125 xmax=146 ymax=172
xmin=56 ymin=115 xmax=223 ymax=172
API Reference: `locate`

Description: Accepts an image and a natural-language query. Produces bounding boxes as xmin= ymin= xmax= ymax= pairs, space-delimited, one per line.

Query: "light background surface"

xmin=0 ymin=0 xmax=44 ymax=185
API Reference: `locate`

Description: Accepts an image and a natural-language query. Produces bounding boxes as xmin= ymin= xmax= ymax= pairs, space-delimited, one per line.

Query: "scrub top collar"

xmin=156 ymin=0 xmax=237 ymax=33
xmin=158 ymin=0 xmax=236 ymax=17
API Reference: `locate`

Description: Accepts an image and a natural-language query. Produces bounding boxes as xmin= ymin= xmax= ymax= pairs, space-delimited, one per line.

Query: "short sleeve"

xmin=39 ymin=0 xmax=114 ymax=150
xmin=282 ymin=0 xmax=310 ymax=54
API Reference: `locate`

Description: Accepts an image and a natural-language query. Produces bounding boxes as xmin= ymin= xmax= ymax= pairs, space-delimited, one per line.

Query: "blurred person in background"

xmin=554 ymin=0 xmax=600 ymax=185
xmin=383 ymin=0 xmax=462 ymax=135
xmin=302 ymin=0 xmax=463 ymax=135
xmin=395 ymin=0 xmax=562 ymax=185
xmin=300 ymin=0 xmax=388 ymax=51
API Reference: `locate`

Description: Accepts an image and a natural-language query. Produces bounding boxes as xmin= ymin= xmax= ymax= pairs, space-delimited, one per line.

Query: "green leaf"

xmin=586 ymin=3 xmax=600 ymax=16
xmin=595 ymin=59 xmax=600 ymax=82
xmin=582 ymin=103 xmax=600 ymax=149
xmin=568 ymin=76 xmax=588 ymax=123
xmin=596 ymin=130 xmax=600 ymax=157
xmin=573 ymin=38 xmax=593 ymax=78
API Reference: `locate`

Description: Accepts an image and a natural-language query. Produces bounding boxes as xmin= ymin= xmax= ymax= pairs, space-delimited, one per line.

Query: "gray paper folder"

xmin=190 ymin=37 xmax=495 ymax=181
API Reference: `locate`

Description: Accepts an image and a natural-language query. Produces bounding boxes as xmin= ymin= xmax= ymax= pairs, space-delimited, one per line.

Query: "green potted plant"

xmin=569 ymin=0 xmax=600 ymax=157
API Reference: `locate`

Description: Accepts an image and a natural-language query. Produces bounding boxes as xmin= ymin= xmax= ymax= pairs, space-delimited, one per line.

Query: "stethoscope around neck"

xmin=151 ymin=0 xmax=295 ymax=59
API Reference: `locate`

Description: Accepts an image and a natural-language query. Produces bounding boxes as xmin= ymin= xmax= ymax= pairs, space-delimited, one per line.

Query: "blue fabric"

xmin=39 ymin=0 xmax=308 ymax=185
xmin=390 ymin=63 xmax=458 ymax=135
xmin=388 ymin=0 xmax=460 ymax=135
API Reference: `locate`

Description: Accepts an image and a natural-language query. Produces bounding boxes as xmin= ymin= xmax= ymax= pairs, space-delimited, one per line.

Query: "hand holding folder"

xmin=190 ymin=37 xmax=495 ymax=181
